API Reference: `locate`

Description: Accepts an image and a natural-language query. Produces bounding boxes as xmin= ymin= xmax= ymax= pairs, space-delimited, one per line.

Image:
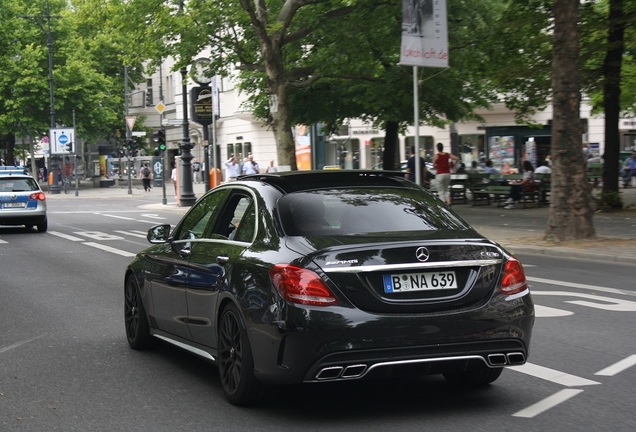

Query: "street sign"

xmin=155 ymin=101 xmax=166 ymax=114
xmin=131 ymin=131 xmax=147 ymax=137
xmin=125 ymin=116 xmax=137 ymax=131
xmin=50 ymin=128 xmax=75 ymax=154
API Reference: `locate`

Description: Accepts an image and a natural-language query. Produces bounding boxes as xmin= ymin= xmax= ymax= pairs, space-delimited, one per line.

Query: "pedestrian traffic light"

xmin=146 ymin=89 xmax=153 ymax=107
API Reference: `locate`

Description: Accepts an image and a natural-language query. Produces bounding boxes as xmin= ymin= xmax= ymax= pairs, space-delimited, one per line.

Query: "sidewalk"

xmin=46 ymin=179 xmax=636 ymax=264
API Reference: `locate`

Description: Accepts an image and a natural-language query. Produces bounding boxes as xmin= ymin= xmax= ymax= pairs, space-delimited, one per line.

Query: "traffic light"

xmin=146 ymin=89 xmax=153 ymax=107
xmin=152 ymin=129 xmax=166 ymax=152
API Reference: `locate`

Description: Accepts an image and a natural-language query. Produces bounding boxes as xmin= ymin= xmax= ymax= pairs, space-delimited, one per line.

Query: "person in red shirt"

xmin=432 ymin=142 xmax=460 ymax=205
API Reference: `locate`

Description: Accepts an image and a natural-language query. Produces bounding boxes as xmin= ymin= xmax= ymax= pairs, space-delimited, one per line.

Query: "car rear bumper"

xmin=249 ymin=294 xmax=534 ymax=385
xmin=0 ymin=209 xmax=47 ymax=226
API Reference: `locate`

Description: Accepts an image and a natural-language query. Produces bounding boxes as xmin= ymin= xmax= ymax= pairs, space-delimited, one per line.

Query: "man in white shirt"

xmin=224 ymin=156 xmax=240 ymax=181
xmin=534 ymin=160 xmax=552 ymax=174
xmin=242 ymin=155 xmax=260 ymax=175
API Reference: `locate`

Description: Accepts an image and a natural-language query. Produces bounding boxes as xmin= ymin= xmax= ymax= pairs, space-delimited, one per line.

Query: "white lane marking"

xmin=83 ymin=242 xmax=136 ymax=257
xmin=48 ymin=231 xmax=85 ymax=241
xmin=74 ymin=231 xmax=124 ymax=241
xmin=0 ymin=238 xmax=7 ymax=244
xmin=99 ymin=214 xmax=137 ymax=221
xmin=114 ymin=230 xmax=147 ymax=239
xmin=531 ymin=291 xmax=636 ymax=312
xmin=512 ymin=389 xmax=584 ymax=418
xmin=141 ymin=213 xmax=164 ymax=219
xmin=508 ymin=363 xmax=600 ymax=387
xmin=528 ymin=276 xmax=634 ymax=297
xmin=534 ymin=305 xmax=574 ymax=317
xmin=0 ymin=334 xmax=47 ymax=355
xmin=595 ymin=355 xmax=636 ymax=377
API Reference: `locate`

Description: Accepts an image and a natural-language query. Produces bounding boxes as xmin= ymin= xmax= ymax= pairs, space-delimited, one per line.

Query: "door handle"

xmin=217 ymin=255 xmax=229 ymax=265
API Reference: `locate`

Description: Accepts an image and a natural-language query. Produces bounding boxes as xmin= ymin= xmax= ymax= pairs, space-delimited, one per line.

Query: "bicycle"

xmin=62 ymin=177 xmax=72 ymax=194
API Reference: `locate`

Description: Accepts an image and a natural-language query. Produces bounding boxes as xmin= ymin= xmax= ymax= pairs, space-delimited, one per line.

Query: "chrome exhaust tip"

xmin=342 ymin=364 xmax=367 ymax=379
xmin=315 ymin=366 xmax=343 ymax=380
xmin=506 ymin=352 xmax=526 ymax=365
xmin=487 ymin=353 xmax=508 ymax=366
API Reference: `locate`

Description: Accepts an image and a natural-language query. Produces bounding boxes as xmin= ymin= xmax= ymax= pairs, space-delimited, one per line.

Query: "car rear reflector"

xmin=269 ymin=264 xmax=339 ymax=306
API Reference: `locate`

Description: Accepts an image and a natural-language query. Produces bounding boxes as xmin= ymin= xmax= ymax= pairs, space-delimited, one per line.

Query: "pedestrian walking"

xmin=140 ymin=163 xmax=153 ymax=191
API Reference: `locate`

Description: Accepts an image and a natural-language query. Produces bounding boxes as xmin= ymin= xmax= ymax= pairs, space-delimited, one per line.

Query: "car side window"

xmin=212 ymin=191 xmax=255 ymax=241
xmin=232 ymin=200 xmax=256 ymax=243
xmin=176 ymin=190 xmax=227 ymax=241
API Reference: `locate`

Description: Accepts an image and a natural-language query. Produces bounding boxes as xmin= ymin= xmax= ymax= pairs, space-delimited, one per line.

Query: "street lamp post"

xmin=178 ymin=67 xmax=196 ymax=206
xmin=22 ymin=0 xmax=61 ymax=193
xmin=176 ymin=0 xmax=196 ymax=207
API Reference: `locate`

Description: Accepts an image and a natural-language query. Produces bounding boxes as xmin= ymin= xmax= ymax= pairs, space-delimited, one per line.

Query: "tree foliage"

xmin=0 ymin=0 xmax=143 ymax=164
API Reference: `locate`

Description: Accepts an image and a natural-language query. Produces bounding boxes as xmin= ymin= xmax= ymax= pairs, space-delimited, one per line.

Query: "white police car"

xmin=0 ymin=166 xmax=47 ymax=232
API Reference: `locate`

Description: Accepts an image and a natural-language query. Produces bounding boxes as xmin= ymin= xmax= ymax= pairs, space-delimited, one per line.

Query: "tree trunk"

xmin=382 ymin=121 xmax=401 ymax=170
xmin=269 ymin=82 xmax=297 ymax=170
xmin=601 ymin=0 xmax=624 ymax=200
xmin=545 ymin=0 xmax=595 ymax=242
xmin=0 ymin=134 xmax=17 ymax=166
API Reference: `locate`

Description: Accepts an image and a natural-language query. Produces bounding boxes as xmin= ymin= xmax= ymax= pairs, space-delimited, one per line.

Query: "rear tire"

xmin=443 ymin=366 xmax=503 ymax=387
xmin=218 ymin=303 xmax=264 ymax=406
xmin=124 ymin=275 xmax=153 ymax=349
xmin=36 ymin=218 xmax=48 ymax=233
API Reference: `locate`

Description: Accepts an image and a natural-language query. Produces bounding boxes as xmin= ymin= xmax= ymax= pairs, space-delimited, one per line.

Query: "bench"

xmin=450 ymin=174 xmax=468 ymax=204
xmin=467 ymin=173 xmax=492 ymax=206
xmin=586 ymin=163 xmax=603 ymax=187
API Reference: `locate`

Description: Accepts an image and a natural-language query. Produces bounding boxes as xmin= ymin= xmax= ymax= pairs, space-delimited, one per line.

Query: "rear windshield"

xmin=0 ymin=177 xmax=40 ymax=192
xmin=278 ymin=188 xmax=471 ymax=236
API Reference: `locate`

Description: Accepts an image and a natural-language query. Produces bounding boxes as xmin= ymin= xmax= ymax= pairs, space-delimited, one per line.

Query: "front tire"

xmin=124 ymin=275 xmax=153 ymax=349
xmin=218 ymin=303 xmax=263 ymax=406
xmin=443 ymin=365 xmax=503 ymax=387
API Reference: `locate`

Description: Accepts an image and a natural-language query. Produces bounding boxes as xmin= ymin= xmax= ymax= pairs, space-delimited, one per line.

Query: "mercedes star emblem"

xmin=415 ymin=247 xmax=430 ymax=262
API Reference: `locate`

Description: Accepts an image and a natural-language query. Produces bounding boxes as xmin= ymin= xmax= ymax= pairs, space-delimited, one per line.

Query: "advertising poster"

xmin=488 ymin=136 xmax=515 ymax=173
xmin=400 ymin=0 xmax=448 ymax=68
xmin=294 ymin=124 xmax=312 ymax=171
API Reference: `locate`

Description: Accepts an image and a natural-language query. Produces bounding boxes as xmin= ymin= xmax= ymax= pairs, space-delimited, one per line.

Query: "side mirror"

xmin=147 ymin=224 xmax=171 ymax=244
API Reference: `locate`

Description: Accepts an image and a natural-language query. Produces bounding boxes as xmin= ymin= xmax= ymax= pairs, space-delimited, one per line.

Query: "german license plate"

xmin=3 ymin=202 xmax=26 ymax=208
xmin=383 ymin=271 xmax=457 ymax=293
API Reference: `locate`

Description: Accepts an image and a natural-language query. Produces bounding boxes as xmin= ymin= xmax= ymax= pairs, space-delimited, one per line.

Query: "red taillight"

xmin=269 ymin=264 xmax=338 ymax=306
xmin=500 ymin=258 xmax=528 ymax=296
xmin=30 ymin=192 xmax=46 ymax=201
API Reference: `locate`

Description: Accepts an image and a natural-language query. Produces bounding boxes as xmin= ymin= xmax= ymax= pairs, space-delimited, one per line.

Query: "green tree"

xmin=0 ymin=0 xmax=141 ymax=166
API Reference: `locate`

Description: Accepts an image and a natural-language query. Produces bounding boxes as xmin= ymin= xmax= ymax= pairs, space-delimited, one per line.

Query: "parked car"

xmin=124 ymin=170 xmax=534 ymax=406
xmin=0 ymin=168 xmax=47 ymax=232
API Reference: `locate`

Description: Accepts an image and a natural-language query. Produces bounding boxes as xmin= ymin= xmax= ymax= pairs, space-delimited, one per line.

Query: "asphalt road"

xmin=0 ymin=197 xmax=634 ymax=431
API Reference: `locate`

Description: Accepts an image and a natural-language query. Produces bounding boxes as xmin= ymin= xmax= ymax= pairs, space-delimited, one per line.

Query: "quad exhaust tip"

xmin=488 ymin=352 xmax=526 ymax=366
xmin=315 ymin=364 xmax=368 ymax=380
xmin=314 ymin=353 xmax=526 ymax=381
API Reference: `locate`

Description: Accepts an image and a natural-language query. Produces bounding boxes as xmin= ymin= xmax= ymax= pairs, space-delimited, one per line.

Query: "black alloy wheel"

xmin=218 ymin=303 xmax=263 ymax=406
xmin=124 ymin=275 xmax=152 ymax=349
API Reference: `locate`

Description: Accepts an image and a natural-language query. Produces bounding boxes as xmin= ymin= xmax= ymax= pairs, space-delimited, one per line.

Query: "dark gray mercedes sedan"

xmin=124 ymin=170 xmax=534 ymax=406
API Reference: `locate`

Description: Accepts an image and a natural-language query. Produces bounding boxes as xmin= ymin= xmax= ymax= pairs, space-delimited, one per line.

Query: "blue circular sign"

xmin=59 ymin=134 xmax=69 ymax=144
